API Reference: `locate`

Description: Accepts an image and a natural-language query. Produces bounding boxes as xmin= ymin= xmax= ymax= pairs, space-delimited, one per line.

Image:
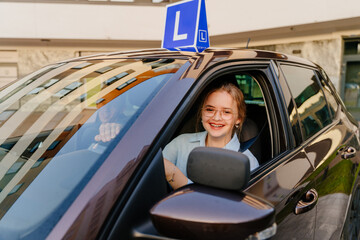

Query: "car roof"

xmin=63 ymin=48 xmax=317 ymax=68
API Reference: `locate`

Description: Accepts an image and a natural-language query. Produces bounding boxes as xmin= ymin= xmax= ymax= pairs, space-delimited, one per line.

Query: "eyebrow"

xmin=204 ymin=105 xmax=232 ymax=110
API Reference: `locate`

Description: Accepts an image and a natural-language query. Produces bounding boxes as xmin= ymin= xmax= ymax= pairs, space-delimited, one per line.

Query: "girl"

xmin=163 ymin=82 xmax=259 ymax=189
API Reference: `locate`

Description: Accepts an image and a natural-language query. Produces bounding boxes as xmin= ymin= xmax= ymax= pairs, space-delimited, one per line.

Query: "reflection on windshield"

xmin=74 ymin=73 xmax=172 ymax=153
xmin=0 ymin=57 xmax=186 ymax=239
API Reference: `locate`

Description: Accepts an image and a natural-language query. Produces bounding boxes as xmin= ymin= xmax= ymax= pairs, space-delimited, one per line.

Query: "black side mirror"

xmin=150 ymin=148 xmax=276 ymax=240
xmin=187 ymin=147 xmax=250 ymax=190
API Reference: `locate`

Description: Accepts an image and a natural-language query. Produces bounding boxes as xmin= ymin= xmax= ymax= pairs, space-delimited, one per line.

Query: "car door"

xmin=277 ymin=63 xmax=360 ymax=239
xmin=244 ymin=62 xmax=318 ymax=240
xmin=148 ymin=59 xmax=304 ymax=240
xmin=280 ymin=65 xmax=360 ymax=239
xmin=312 ymin=70 xmax=360 ymax=240
xmin=160 ymin=57 xmax=318 ymax=239
xmin=183 ymin=59 xmax=319 ymax=239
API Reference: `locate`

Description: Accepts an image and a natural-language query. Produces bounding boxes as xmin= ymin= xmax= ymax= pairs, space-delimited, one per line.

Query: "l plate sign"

xmin=162 ymin=0 xmax=209 ymax=53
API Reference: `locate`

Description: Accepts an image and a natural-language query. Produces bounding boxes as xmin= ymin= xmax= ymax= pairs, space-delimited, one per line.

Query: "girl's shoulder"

xmin=174 ymin=131 xmax=206 ymax=142
xmin=172 ymin=132 xmax=198 ymax=142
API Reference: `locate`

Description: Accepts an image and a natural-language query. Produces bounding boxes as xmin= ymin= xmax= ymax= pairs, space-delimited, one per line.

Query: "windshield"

xmin=0 ymin=57 xmax=187 ymax=239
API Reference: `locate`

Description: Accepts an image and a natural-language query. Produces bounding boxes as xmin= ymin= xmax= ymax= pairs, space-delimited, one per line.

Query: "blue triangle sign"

xmin=162 ymin=0 xmax=210 ymax=53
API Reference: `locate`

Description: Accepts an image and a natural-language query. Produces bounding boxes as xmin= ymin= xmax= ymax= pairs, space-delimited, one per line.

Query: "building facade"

xmin=1 ymin=0 xmax=360 ymax=118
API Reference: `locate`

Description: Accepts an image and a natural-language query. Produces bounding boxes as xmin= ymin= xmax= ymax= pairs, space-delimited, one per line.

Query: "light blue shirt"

xmin=163 ymin=131 xmax=259 ymax=177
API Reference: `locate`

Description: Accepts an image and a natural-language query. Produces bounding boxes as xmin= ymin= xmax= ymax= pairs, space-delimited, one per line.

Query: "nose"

xmin=213 ymin=110 xmax=222 ymax=120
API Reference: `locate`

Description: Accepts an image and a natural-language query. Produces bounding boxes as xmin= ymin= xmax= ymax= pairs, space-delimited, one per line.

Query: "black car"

xmin=0 ymin=48 xmax=358 ymax=240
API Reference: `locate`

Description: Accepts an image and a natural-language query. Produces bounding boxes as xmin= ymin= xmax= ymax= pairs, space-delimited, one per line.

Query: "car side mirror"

xmin=150 ymin=147 xmax=276 ymax=240
xmin=187 ymin=147 xmax=250 ymax=190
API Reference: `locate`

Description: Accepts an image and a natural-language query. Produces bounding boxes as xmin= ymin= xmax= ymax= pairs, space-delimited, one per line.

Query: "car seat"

xmin=241 ymin=104 xmax=270 ymax=165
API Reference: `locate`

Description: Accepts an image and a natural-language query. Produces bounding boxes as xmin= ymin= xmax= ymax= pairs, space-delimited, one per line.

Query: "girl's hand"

xmin=94 ymin=123 xmax=122 ymax=142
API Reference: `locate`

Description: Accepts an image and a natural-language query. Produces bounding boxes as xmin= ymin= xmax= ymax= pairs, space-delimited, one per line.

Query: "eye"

xmin=224 ymin=110 xmax=232 ymax=114
xmin=205 ymin=107 xmax=215 ymax=112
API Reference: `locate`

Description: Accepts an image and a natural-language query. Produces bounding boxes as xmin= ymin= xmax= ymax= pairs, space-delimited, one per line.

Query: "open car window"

xmin=173 ymin=70 xmax=271 ymax=168
xmin=236 ymin=73 xmax=270 ymax=165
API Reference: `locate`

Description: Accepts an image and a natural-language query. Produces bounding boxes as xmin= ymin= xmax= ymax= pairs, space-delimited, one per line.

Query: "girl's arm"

xmin=163 ymin=158 xmax=188 ymax=190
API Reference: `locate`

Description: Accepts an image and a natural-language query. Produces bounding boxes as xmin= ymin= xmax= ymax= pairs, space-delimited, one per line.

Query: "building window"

xmin=344 ymin=39 xmax=360 ymax=55
xmin=32 ymin=158 xmax=46 ymax=168
xmin=8 ymin=183 xmax=24 ymax=195
xmin=342 ymin=38 xmax=360 ymax=120
xmin=47 ymin=141 xmax=61 ymax=150
xmin=6 ymin=162 xmax=25 ymax=175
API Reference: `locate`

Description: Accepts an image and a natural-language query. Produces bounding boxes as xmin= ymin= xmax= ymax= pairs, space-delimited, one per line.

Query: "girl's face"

xmin=201 ymin=90 xmax=241 ymax=144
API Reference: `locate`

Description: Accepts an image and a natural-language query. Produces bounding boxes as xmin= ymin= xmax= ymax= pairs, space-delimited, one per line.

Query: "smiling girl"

xmin=163 ymin=82 xmax=259 ymax=189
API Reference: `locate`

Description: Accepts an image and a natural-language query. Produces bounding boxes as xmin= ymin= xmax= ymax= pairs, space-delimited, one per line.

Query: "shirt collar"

xmin=225 ymin=133 xmax=240 ymax=151
xmin=189 ymin=131 xmax=207 ymax=146
xmin=189 ymin=131 xmax=240 ymax=151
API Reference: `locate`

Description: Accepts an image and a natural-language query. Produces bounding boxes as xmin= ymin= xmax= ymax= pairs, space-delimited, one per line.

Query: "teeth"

xmin=210 ymin=123 xmax=223 ymax=127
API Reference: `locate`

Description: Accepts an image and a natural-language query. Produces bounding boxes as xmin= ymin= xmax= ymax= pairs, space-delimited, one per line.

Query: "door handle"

xmin=295 ymin=189 xmax=318 ymax=215
xmin=341 ymin=146 xmax=356 ymax=159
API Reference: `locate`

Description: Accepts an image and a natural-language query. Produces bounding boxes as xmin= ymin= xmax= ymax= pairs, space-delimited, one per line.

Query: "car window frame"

xmin=313 ymin=70 xmax=338 ymax=120
xmin=277 ymin=62 xmax=339 ymax=147
xmin=318 ymin=66 xmax=358 ymax=126
xmin=156 ymin=59 xmax=292 ymax=184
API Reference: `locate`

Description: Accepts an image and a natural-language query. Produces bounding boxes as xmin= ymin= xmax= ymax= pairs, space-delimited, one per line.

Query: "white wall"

xmin=206 ymin=0 xmax=360 ymax=35
xmin=1 ymin=0 xmax=360 ymax=41
xmin=0 ymin=2 xmax=165 ymax=40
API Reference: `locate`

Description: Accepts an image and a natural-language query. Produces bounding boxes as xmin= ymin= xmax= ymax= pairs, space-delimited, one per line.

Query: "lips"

xmin=209 ymin=123 xmax=225 ymax=128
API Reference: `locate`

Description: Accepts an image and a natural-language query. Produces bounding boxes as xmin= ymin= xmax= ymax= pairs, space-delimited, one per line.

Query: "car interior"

xmin=174 ymin=71 xmax=271 ymax=166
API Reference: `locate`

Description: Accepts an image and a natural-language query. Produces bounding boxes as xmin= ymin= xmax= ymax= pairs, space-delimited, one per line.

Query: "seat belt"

xmin=239 ymin=123 xmax=266 ymax=152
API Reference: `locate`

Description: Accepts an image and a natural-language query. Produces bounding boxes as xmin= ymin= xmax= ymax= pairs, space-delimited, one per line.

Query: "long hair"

xmin=196 ymin=82 xmax=246 ymax=136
